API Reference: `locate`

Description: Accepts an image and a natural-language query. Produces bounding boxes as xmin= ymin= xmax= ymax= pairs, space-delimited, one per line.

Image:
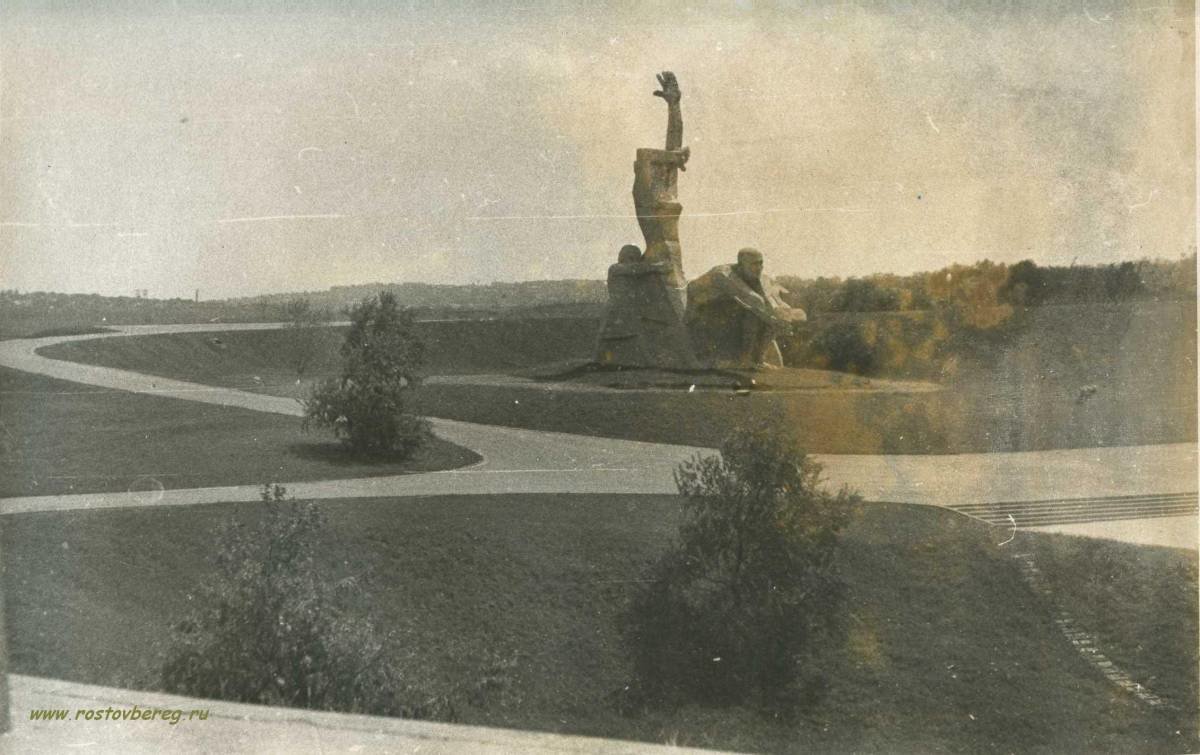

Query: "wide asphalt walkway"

xmin=1 ymin=323 xmax=1195 ymax=548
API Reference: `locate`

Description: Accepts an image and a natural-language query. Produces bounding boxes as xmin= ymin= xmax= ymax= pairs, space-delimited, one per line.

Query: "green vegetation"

xmin=1022 ymin=532 xmax=1199 ymax=712
xmin=417 ymin=301 xmax=1196 ymax=451
xmin=5 ymin=258 xmax=1194 ymax=751
xmin=779 ymin=256 xmax=1197 ymax=383
xmin=621 ymin=425 xmax=856 ymax=711
xmin=303 ymin=292 xmax=431 ymax=458
xmin=0 ymin=367 xmax=479 ymax=498
xmin=4 ymin=495 xmax=1194 ymax=752
xmin=996 ymin=258 xmax=1195 ymax=306
xmin=163 ymin=483 xmax=450 ymax=718
xmin=36 ymin=300 xmax=1197 ymax=454
xmin=39 ymin=317 xmax=599 ymax=390
xmin=778 ymin=255 xmax=1196 ymax=316
xmin=801 ymin=321 xmax=880 ymax=374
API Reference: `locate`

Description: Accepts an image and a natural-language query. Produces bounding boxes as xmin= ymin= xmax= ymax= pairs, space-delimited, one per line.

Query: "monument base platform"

xmin=519 ymin=361 xmax=939 ymax=394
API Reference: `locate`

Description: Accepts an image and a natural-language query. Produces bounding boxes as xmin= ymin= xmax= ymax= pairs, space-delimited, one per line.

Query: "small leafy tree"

xmin=620 ymin=423 xmax=857 ymax=712
xmin=162 ymin=484 xmax=451 ymax=718
xmin=302 ymin=292 xmax=430 ymax=458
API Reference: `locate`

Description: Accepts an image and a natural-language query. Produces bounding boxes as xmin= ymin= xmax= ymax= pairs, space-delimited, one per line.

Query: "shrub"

xmin=162 ymin=484 xmax=453 ymax=719
xmin=302 ymin=292 xmax=431 ymax=458
xmin=808 ymin=321 xmax=879 ymax=375
xmin=619 ymin=423 xmax=857 ymax=712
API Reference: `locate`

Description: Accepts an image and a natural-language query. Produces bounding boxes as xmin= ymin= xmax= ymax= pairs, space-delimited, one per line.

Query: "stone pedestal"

xmin=595 ymin=258 xmax=698 ymax=370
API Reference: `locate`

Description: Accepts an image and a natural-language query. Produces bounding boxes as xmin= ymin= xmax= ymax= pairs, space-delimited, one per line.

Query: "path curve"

xmin=1 ymin=323 xmax=1195 ymax=549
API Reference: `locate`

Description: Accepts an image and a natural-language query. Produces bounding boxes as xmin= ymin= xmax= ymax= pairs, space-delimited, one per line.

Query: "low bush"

xmin=162 ymin=484 xmax=452 ymax=719
xmin=619 ymin=423 xmax=857 ymax=713
xmin=807 ymin=321 xmax=879 ymax=375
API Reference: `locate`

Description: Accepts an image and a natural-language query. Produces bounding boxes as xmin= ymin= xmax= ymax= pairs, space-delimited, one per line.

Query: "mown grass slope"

xmin=40 ymin=302 xmax=1196 ymax=453
xmin=0 ymin=367 xmax=479 ymax=497
xmin=4 ymin=496 xmax=1195 ymax=753
xmin=39 ymin=318 xmax=599 ymax=384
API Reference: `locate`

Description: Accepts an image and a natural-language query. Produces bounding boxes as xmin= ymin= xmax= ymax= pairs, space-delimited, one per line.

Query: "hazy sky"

xmin=1 ymin=1 xmax=1194 ymax=299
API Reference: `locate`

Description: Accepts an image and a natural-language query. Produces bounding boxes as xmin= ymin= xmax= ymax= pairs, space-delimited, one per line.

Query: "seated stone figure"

xmin=686 ymin=248 xmax=806 ymax=369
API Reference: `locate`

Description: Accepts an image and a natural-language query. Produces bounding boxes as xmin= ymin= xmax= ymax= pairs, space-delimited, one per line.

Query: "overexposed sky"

xmin=1 ymin=1 xmax=1194 ymax=299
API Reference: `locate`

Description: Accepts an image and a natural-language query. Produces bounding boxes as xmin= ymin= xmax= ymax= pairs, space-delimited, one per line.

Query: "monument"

xmin=595 ymin=73 xmax=804 ymax=372
xmin=687 ymin=248 xmax=806 ymax=368
xmin=595 ymin=72 xmax=698 ymax=370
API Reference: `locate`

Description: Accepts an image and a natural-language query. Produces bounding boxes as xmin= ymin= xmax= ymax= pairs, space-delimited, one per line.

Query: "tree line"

xmin=777 ymin=255 xmax=1196 ymax=315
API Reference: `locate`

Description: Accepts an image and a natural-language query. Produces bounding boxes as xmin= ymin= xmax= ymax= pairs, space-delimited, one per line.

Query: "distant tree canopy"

xmin=777 ymin=255 xmax=1195 ymax=315
xmin=777 ymin=255 xmax=1195 ymax=381
xmin=997 ymin=259 xmax=1168 ymax=306
xmin=829 ymin=278 xmax=900 ymax=313
xmin=3 ymin=255 xmax=1192 ymax=339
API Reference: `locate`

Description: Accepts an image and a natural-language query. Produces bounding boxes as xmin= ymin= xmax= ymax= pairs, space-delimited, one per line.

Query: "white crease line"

xmin=216 ymin=214 xmax=346 ymax=224
xmin=467 ymin=206 xmax=874 ymax=221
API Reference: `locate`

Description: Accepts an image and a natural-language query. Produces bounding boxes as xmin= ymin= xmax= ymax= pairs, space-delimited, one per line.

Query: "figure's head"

xmin=618 ymin=244 xmax=643 ymax=264
xmin=735 ymin=247 xmax=764 ymax=283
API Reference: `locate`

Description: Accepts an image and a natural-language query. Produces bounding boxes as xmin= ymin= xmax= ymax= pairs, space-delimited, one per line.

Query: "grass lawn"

xmin=37 ymin=318 xmax=599 ymax=383
xmin=3 ymin=495 xmax=1194 ymax=753
xmin=1022 ymin=532 xmax=1199 ymax=712
xmin=0 ymin=367 xmax=479 ymax=498
xmin=24 ymin=329 xmax=994 ymax=453
xmin=38 ymin=303 xmax=1196 ymax=453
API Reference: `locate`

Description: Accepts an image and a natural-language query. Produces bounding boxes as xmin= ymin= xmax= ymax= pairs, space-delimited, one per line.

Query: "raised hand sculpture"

xmin=632 ymin=71 xmax=690 ymax=317
xmin=653 ymin=71 xmax=685 ymax=155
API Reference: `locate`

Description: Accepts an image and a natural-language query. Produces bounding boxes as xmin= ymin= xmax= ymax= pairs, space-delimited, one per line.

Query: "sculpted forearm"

xmin=653 ymin=71 xmax=684 ymax=151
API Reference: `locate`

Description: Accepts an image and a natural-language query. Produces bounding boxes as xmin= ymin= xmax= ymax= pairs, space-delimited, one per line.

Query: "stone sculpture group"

xmin=595 ymin=72 xmax=805 ymax=371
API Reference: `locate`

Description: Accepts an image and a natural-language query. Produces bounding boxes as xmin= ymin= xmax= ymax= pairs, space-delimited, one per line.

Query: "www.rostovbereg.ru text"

xmin=29 ymin=705 xmax=209 ymax=725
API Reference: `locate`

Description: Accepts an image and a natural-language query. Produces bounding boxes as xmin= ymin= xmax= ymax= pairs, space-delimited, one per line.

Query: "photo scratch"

xmin=216 ymin=214 xmax=346 ymax=224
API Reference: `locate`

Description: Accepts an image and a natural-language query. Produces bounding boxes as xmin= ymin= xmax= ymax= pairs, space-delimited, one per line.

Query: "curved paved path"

xmin=1 ymin=323 xmax=1196 ymax=549
xmin=1 ymin=322 xmax=1196 ymax=751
